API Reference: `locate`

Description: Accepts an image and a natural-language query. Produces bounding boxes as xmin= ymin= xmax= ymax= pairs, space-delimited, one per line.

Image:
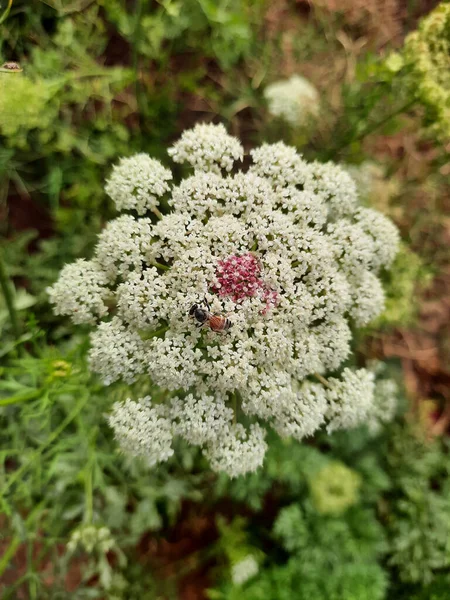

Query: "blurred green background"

xmin=1 ymin=1 xmax=450 ymax=598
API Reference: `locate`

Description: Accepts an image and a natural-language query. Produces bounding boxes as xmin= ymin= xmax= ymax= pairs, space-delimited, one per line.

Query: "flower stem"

xmin=132 ymin=0 xmax=146 ymax=129
xmin=314 ymin=372 xmax=332 ymax=389
xmin=1 ymin=393 xmax=89 ymax=496
xmin=0 ymin=250 xmax=20 ymax=340
xmin=353 ymin=98 xmax=417 ymax=143
xmin=152 ymin=206 xmax=164 ymax=220
xmin=0 ymin=499 xmax=46 ymax=578
xmin=85 ymin=464 xmax=94 ymax=524
xmin=232 ymin=392 xmax=237 ymax=425
xmin=149 ymin=261 xmax=170 ymax=271
xmin=0 ymin=0 xmax=13 ymax=26
xmin=324 ymin=98 xmax=417 ymax=160
xmin=0 ymin=389 xmax=42 ymax=407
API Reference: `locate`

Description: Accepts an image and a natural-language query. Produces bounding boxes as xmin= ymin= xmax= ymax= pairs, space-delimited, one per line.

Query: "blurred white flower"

xmin=366 ymin=362 xmax=399 ymax=434
xmin=231 ymin=554 xmax=259 ymax=585
xmin=350 ymin=270 xmax=386 ymax=327
xmin=48 ymin=123 xmax=400 ymax=477
xmin=326 ymin=368 xmax=376 ymax=432
xmin=67 ymin=525 xmax=115 ymax=555
xmin=264 ymin=74 xmax=320 ymax=127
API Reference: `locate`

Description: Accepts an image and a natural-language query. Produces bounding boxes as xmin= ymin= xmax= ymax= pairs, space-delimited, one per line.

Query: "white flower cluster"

xmin=366 ymin=361 xmax=399 ymax=434
xmin=326 ymin=368 xmax=376 ymax=433
xmin=108 ymin=397 xmax=174 ymax=465
xmin=48 ymin=123 xmax=400 ymax=477
xmin=67 ymin=525 xmax=115 ymax=554
xmin=231 ymin=555 xmax=259 ymax=586
xmin=105 ymin=153 xmax=172 ymax=215
xmin=168 ymin=122 xmax=243 ymax=173
xmin=46 ymin=259 xmax=109 ymax=325
xmin=264 ymin=74 xmax=320 ymax=127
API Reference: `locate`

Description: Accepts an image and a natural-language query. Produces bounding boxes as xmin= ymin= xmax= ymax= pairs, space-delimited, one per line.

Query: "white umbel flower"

xmin=171 ymin=393 xmax=234 ymax=445
xmin=231 ymin=555 xmax=259 ymax=586
xmin=205 ymin=424 xmax=268 ymax=478
xmin=303 ymin=161 xmax=359 ymax=218
xmin=89 ymin=317 xmax=147 ymax=385
xmin=117 ymin=269 xmax=167 ymax=331
xmin=355 ymin=207 xmax=400 ymax=270
xmin=264 ymin=74 xmax=319 ymax=127
xmin=94 ymin=215 xmax=152 ymax=283
xmin=249 ymin=141 xmax=309 ymax=188
xmin=49 ymin=124 xmax=400 ymax=476
xmin=47 ymin=259 xmax=109 ymax=325
xmin=168 ymin=122 xmax=243 ymax=173
xmin=109 ymin=397 xmax=174 ymax=465
xmin=366 ymin=362 xmax=399 ymax=434
xmin=350 ymin=271 xmax=386 ymax=327
xmin=105 ymin=154 xmax=172 ymax=215
xmin=326 ymin=368 xmax=376 ymax=432
xmin=272 ymin=382 xmax=328 ymax=441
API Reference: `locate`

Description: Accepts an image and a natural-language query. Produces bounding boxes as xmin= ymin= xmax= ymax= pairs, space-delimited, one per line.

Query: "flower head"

xmin=48 ymin=124 xmax=399 ymax=476
xmin=67 ymin=525 xmax=115 ymax=555
xmin=264 ymin=74 xmax=320 ymax=127
xmin=105 ymin=153 xmax=172 ymax=215
xmin=46 ymin=259 xmax=109 ymax=325
xmin=168 ymin=122 xmax=243 ymax=173
xmin=231 ymin=555 xmax=259 ymax=586
xmin=108 ymin=397 xmax=174 ymax=465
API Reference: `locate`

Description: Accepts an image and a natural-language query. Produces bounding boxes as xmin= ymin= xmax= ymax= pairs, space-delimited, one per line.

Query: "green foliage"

xmin=375 ymin=243 xmax=430 ymax=329
xmin=211 ymin=425 xmax=391 ymax=599
xmin=0 ymin=337 xmax=203 ymax=597
xmin=309 ymin=461 xmax=361 ymax=515
xmin=212 ymin=410 xmax=450 ymax=598
xmin=214 ymin=500 xmax=388 ymax=600
xmin=402 ymin=2 xmax=450 ymax=140
xmin=102 ymin=0 xmax=266 ymax=68
xmin=384 ymin=426 xmax=450 ymax=585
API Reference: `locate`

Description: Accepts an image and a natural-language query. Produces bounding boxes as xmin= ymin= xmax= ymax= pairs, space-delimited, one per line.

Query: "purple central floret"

xmin=213 ymin=253 xmax=279 ymax=311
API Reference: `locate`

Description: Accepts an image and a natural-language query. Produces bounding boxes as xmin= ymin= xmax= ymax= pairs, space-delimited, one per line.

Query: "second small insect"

xmin=189 ymin=298 xmax=232 ymax=332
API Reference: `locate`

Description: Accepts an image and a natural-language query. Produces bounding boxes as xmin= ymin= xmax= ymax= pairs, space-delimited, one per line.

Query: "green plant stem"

xmin=149 ymin=261 xmax=170 ymax=271
xmin=314 ymin=372 xmax=332 ymax=389
xmin=353 ymin=98 xmax=417 ymax=143
xmin=85 ymin=463 xmax=94 ymax=524
xmin=132 ymin=0 xmax=146 ymax=129
xmin=0 ymin=250 xmax=20 ymax=340
xmin=1 ymin=393 xmax=89 ymax=497
xmin=232 ymin=393 xmax=237 ymax=425
xmin=325 ymin=98 xmax=417 ymax=160
xmin=0 ymin=499 xmax=46 ymax=578
xmin=0 ymin=535 xmax=20 ymax=576
xmin=0 ymin=389 xmax=42 ymax=407
xmin=0 ymin=0 xmax=13 ymax=26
